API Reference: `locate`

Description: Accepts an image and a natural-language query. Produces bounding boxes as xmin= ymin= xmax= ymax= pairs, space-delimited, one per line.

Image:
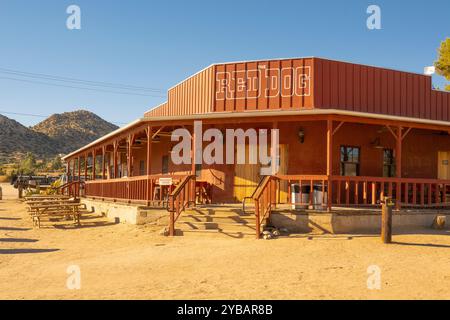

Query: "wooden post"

xmin=92 ymin=150 xmax=96 ymax=181
xmin=84 ymin=153 xmax=88 ymax=181
xmin=255 ymin=200 xmax=261 ymax=239
xmin=127 ymin=135 xmax=133 ymax=177
xmin=191 ymin=124 xmax=196 ymax=175
xmin=77 ymin=156 xmax=81 ymax=182
xmin=381 ymin=197 xmax=393 ymax=244
xmin=113 ymin=141 xmax=118 ymax=179
xmin=326 ymin=118 xmax=333 ymax=212
xmin=146 ymin=126 xmax=153 ymax=204
xmin=102 ymin=146 xmax=106 ymax=180
xmin=396 ymin=126 xmax=402 ymax=211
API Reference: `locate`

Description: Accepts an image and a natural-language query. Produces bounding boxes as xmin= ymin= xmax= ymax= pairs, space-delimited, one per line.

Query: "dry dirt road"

xmin=0 ymin=199 xmax=449 ymax=300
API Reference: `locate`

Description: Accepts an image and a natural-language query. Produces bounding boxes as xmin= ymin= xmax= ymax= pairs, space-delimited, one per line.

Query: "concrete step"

xmin=179 ymin=214 xmax=256 ymax=224
xmin=178 ymin=221 xmax=259 ymax=231
xmin=176 ymin=228 xmax=256 ymax=238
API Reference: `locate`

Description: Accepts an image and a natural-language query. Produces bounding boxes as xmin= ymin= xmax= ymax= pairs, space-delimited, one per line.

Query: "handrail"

xmin=242 ymin=176 xmax=269 ymax=214
xmin=167 ymin=175 xmax=196 ymax=236
xmin=252 ymin=175 xmax=279 ymax=239
xmin=57 ymin=181 xmax=85 ymax=199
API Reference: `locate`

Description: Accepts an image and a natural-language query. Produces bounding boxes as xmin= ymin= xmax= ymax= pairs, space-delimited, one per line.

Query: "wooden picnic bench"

xmin=26 ymin=201 xmax=87 ymax=228
xmin=25 ymin=195 xmax=71 ymax=201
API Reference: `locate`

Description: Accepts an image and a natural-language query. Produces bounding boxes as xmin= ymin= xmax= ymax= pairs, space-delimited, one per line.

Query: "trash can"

xmin=313 ymin=184 xmax=328 ymax=210
xmin=291 ymin=184 xmax=310 ymax=210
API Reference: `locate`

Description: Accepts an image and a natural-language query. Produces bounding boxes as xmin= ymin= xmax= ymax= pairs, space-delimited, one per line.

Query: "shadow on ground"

xmin=0 ymin=248 xmax=59 ymax=255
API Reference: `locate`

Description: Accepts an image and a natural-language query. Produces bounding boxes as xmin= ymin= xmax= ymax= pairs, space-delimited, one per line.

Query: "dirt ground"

xmin=0 ymin=186 xmax=449 ymax=300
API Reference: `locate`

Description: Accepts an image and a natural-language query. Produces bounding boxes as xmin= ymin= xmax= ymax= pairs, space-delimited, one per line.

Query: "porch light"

xmin=370 ymin=137 xmax=384 ymax=149
xmin=298 ymin=129 xmax=305 ymax=144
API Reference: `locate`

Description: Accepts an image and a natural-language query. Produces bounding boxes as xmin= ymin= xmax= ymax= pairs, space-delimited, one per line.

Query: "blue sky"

xmin=0 ymin=0 xmax=448 ymax=127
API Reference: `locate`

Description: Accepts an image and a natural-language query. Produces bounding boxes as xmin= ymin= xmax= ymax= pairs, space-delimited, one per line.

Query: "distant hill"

xmin=32 ymin=110 xmax=119 ymax=154
xmin=0 ymin=115 xmax=56 ymax=162
xmin=0 ymin=110 xmax=118 ymax=163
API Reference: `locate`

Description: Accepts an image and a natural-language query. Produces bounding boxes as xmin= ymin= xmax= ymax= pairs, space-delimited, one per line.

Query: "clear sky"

xmin=0 ymin=0 xmax=448 ymax=127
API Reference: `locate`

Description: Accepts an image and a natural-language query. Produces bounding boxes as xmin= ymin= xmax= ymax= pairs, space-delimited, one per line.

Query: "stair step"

xmin=180 ymin=215 xmax=256 ymax=223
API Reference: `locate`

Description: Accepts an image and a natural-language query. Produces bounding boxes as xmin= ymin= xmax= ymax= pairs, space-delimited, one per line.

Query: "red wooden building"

xmin=62 ymin=57 xmax=450 ymax=235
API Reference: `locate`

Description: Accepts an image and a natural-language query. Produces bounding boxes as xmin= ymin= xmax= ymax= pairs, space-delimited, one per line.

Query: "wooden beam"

xmin=402 ymin=127 xmax=412 ymax=141
xmin=327 ymin=119 xmax=333 ymax=212
xmin=332 ymin=121 xmax=345 ymax=136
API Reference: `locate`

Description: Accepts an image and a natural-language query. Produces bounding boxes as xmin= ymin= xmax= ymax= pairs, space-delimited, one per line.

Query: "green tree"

xmin=18 ymin=152 xmax=37 ymax=175
xmin=50 ymin=155 xmax=64 ymax=171
xmin=434 ymin=38 xmax=450 ymax=91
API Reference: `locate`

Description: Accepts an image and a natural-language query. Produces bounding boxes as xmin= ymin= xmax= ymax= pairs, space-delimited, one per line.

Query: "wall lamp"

xmin=298 ymin=129 xmax=305 ymax=144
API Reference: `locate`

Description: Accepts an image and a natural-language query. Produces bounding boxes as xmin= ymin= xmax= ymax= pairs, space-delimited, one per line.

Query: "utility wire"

xmin=0 ymin=110 xmax=128 ymax=126
xmin=0 ymin=67 xmax=166 ymax=93
xmin=0 ymin=76 xmax=166 ymax=98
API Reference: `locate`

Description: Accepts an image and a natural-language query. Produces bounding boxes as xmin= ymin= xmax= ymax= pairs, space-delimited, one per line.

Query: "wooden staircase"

xmin=176 ymin=205 xmax=268 ymax=238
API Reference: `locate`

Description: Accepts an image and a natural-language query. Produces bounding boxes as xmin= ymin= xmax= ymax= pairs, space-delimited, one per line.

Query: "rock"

xmin=263 ymin=234 xmax=273 ymax=240
xmin=159 ymin=227 xmax=170 ymax=236
xmin=432 ymin=216 xmax=446 ymax=230
xmin=272 ymin=229 xmax=281 ymax=237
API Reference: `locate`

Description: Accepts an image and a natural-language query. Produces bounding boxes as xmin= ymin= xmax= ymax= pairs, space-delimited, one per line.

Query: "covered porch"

xmin=63 ymin=112 xmax=450 ymax=211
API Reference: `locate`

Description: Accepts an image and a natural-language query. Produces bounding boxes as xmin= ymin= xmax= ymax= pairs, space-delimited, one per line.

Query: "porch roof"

xmin=62 ymin=108 xmax=450 ymax=161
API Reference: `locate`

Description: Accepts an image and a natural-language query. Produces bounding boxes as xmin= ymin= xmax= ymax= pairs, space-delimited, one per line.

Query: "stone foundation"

xmin=270 ymin=211 xmax=450 ymax=234
xmin=81 ymin=198 xmax=169 ymax=226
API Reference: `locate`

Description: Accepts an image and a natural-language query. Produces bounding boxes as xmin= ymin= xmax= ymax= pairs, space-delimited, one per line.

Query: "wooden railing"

xmin=277 ymin=175 xmax=450 ymax=209
xmin=252 ymin=175 xmax=279 ymax=239
xmin=58 ymin=181 xmax=85 ymax=199
xmin=330 ymin=176 xmax=450 ymax=208
xmin=84 ymin=175 xmax=186 ymax=206
xmin=249 ymin=174 xmax=450 ymax=239
xmin=167 ymin=175 xmax=196 ymax=236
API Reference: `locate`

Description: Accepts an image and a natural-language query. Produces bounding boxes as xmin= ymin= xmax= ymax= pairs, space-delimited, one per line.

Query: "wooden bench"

xmin=27 ymin=202 xmax=87 ymax=228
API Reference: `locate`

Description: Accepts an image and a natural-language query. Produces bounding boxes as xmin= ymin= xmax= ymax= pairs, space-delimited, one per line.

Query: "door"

xmin=233 ymin=144 xmax=289 ymax=202
xmin=438 ymin=151 xmax=450 ymax=180
xmin=233 ymin=144 xmax=260 ymax=202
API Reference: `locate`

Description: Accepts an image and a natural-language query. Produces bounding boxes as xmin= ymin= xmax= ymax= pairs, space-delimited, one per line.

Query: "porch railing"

xmin=84 ymin=175 xmax=186 ymax=206
xmin=252 ymin=175 xmax=279 ymax=239
xmin=167 ymin=175 xmax=196 ymax=236
xmin=250 ymin=174 xmax=450 ymax=239
xmin=57 ymin=181 xmax=85 ymax=199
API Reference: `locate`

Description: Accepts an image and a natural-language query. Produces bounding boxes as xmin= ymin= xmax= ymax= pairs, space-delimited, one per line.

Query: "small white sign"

xmin=158 ymin=178 xmax=173 ymax=186
xmin=424 ymin=66 xmax=435 ymax=75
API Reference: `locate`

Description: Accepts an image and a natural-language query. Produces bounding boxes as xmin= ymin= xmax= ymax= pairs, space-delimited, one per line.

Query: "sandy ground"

xmin=0 ymin=190 xmax=450 ymax=300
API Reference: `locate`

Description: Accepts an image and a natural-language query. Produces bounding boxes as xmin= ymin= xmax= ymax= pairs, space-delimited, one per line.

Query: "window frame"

xmin=340 ymin=145 xmax=361 ymax=176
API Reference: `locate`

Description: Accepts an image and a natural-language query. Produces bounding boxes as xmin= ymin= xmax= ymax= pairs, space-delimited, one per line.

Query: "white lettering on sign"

xmin=216 ymin=66 xmax=311 ymax=101
xmin=158 ymin=178 xmax=173 ymax=186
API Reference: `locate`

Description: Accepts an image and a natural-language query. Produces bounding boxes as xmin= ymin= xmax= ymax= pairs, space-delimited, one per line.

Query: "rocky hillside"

xmin=0 ymin=115 xmax=56 ymax=161
xmin=32 ymin=110 xmax=118 ymax=154
xmin=0 ymin=110 xmax=118 ymax=162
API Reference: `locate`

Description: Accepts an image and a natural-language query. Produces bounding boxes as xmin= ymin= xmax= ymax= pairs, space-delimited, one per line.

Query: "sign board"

xmin=158 ymin=178 xmax=173 ymax=186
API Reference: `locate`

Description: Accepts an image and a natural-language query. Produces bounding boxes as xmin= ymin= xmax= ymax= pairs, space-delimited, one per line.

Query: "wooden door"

xmin=438 ymin=151 xmax=450 ymax=180
xmin=233 ymin=144 xmax=260 ymax=202
xmin=233 ymin=144 xmax=289 ymax=202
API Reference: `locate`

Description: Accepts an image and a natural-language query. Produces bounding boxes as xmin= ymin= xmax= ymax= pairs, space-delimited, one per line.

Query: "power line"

xmin=0 ymin=76 xmax=166 ymax=98
xmin=0 ymin=110 xmax=128 ymax=126
xmin=0 ymin=67 xmax=166 ymax=93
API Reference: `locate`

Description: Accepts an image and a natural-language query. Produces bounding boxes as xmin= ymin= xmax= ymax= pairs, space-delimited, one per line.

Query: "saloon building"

xmin=62 ymin=57 xmax=450 ymax=236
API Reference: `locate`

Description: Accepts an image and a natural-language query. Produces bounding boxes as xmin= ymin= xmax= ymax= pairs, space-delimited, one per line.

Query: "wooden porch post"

xmin=113 ymin=141 xmax=118 ymax=179
xmin=127 ymin=135 xmax=133 ymax=177
xmin=396 ymin=126 xmax=402 ymax=210
xmin=191 ymin=124 xmax=196 ymax=175
xmin=92 ymin=150 xmax=96 ymax=181
xmin=78 ymin=156 xmax=81 ymax=181
xmin=327 ymin=118 xmax=333 ymax=212
xmin=67 ymin=159 xmax=71 ymax=182
xmin=84 ymin=153 xmax=88 ymax=181
xmin=102 ymin=146 xmax=106 ymax=180
xmin=146 ymin=126 xmax=153 ymax=204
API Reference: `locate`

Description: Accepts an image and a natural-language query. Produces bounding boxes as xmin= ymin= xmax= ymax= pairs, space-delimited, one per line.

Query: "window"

xmin=139 ymin=160 xmax=145 ymax=176
xmin=340 ymin=146 xmax=360 ymax=176
xmin=383 ymin=149 xmax=396 ymax=177
xmin=162 ymin=155 xmax=169 ymax=174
